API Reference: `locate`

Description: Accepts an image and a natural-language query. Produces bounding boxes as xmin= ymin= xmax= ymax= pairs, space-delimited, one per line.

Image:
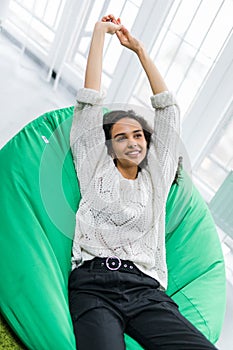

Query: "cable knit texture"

xmin=70 ymin=88 xmax=180 ymax=290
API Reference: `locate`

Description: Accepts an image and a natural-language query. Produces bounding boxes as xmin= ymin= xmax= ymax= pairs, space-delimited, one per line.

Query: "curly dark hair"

xmin=103 ymin=109 xmax=182 ymax=185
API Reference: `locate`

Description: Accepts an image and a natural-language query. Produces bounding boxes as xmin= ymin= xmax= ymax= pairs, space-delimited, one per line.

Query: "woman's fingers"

xmin=116 ymin=27 xmax=129 ymax=46
xmin=116 ymin=26 xmax=129 ymax=39
xmin=101 ymin=14 xmax=117 ymax=23
xmin=99 ymin=22 xmax=122 ymax=35
xmin=100 ymin=16 xmax=139 ymax=51
xmin=101 ymin=14 xmax=121 ymax=25
xmin=100 ymin=14 xmax=123 ymax=34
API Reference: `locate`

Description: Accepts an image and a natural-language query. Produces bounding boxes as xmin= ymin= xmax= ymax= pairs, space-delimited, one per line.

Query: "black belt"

xmin=79 ymin=256 xmax=143 ymax=275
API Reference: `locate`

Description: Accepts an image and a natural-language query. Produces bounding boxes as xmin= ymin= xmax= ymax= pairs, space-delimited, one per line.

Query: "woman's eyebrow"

xmin=113 ymin=132 xmax=126 ymax=138
xmin=113 ymin=129 xmax=142 ymax=138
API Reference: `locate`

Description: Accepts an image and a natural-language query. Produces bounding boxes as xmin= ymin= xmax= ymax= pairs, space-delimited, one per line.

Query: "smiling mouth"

xmin=125 ymin=150 xmax=141 ymax=157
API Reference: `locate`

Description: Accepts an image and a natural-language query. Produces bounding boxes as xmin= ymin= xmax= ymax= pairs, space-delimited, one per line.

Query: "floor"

xmin=0 ymin=31 xmax=74 ymax=149
xmin=0 ymin=31 xmax=233 ymax=350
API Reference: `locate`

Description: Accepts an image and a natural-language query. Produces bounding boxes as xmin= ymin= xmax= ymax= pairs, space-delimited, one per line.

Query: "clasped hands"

xmin=96 ymin=14 xmax=142 ymax=54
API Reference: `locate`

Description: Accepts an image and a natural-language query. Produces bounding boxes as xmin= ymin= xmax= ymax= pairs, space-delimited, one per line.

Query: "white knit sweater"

xmin=70 ymin=88 xmax=180 ymax=290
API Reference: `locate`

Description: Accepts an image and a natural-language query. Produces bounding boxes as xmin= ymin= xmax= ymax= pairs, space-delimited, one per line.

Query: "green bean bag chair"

xmin=0 ymin=107 xmax=226 ymax=350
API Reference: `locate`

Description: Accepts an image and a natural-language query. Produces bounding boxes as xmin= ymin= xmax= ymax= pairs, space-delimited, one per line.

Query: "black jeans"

xmin=68 ymin=258 xmax=218 ymax=350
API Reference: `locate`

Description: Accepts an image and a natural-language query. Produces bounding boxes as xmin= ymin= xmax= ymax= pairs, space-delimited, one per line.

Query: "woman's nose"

xmin=127 ymin=138 xmax=137 ymax=148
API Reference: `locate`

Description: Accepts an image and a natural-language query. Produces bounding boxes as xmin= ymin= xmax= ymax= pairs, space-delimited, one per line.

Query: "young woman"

xmin=69 ymin=15 xmax=217 ymax=350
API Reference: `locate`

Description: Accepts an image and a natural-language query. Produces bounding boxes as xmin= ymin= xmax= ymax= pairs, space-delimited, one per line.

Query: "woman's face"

xmin=111 ymin=117 xmax=147 ymax=170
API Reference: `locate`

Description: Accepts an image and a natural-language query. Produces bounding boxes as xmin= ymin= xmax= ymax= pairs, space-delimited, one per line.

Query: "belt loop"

xmin=89 ymin=259 xmax=95 ymax=270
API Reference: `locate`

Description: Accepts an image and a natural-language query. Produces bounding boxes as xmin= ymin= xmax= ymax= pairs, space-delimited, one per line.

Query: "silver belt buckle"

xmin=105 ymin=256 xmax=122 ymax=271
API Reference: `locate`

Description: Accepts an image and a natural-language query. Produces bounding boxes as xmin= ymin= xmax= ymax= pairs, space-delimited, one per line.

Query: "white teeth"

xmin=126 ymin=151 xmax=140 ymax=155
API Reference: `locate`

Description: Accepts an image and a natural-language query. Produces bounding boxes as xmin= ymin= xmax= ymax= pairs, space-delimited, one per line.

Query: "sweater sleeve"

xmin=70 ymin=88 xmax=109 ymax=194
xmin=148 ymin=91 xmax=180 ymax=198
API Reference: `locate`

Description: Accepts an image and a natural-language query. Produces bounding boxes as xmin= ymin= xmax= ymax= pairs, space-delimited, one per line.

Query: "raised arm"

xmin=70 ymin=17 xmax=122 ymax=192
xmin=85 ymin=15 xmax=122 ymax=91
xmin=115 ymin=21 xmax=167 ymax=95
xmin=113 ymin=18 xmax=180 ymax=190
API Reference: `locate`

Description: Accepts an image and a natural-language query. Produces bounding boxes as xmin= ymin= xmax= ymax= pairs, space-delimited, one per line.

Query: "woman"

xmin=69 ymin=14 xmax=217 ymax=350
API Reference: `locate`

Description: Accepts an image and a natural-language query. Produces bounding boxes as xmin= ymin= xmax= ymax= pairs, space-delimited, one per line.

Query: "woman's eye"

xmin=116 ymin=136 xmax=126 ymax=142
xmin=135 ymin=133 xmax=142 ymax=138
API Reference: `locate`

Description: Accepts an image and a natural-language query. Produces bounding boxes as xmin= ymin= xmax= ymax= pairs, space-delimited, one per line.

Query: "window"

xmin=195 ymin=112 xmax=233 ymax=196
xmin=8 ymin=0 xmax=66 ymax=52
xmin=66 ymin=0 xmax=143 ymax=89
xmin=131 ymin=0 xmax=233 ymax=116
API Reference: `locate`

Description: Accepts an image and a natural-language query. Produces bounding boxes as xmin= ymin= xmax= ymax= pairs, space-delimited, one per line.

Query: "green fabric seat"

xmin=0 ymin=107 xmax=226 ymax=350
